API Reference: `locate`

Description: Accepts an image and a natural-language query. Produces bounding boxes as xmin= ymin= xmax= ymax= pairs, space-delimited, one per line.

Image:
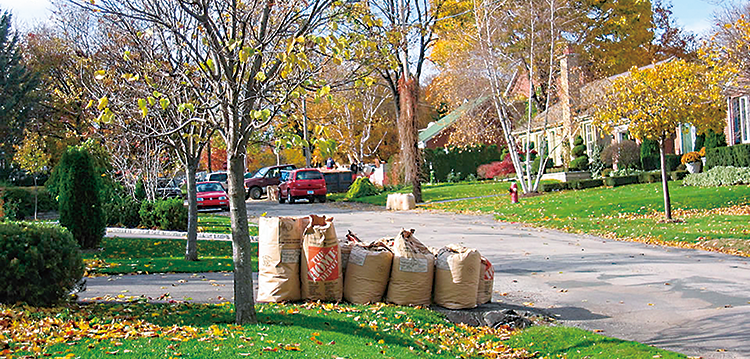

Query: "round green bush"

xmin=139 ymin=198 xmax=187 ymax=231
xmin=570 ymin=135 xmax=589 ymax=171
xmin=55 ymin=147 xmax=106 ymax=249
xmin=154 ymin=198 xmax=188 ymax=231
xmin=345 ymin=177 xmax=380 ymax=199
xmin=0 ymin=222 xmax=84 ymax=306
xmin=104 ymin=195 xmax=142 ymax=228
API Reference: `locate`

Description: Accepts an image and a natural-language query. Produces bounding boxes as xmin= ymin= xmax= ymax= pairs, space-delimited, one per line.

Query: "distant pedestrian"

xmin=326 ymin=157 xmax=335 ymax=169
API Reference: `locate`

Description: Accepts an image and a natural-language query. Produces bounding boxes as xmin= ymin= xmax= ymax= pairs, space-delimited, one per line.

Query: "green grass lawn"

xmin=422 ymin=181 xmax=750 ymax=247
xmin=505 ymin=326 xmax=686 ymax=359
xmin=6 ymin=302 xmax=685 ymax=359
xmin=336 ymin=181 xmax=513 ymax=206
xmin=84 ymin=237 xmax=257 ymax=275
xmin=198 ymin=214 xmax=258 ymax=235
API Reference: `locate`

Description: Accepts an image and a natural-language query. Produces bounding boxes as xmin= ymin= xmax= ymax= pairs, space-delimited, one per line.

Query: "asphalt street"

xmin=87 ymin=199 xmax=750 ymax=359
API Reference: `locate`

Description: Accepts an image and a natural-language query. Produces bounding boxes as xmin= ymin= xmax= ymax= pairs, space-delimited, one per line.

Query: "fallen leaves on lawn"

xmin=0 ymin=304 xmax=228 ymax=355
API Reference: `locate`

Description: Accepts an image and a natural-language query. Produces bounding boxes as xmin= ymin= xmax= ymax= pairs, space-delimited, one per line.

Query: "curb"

xmin=106 ymin=227 xmax=258 ymax=242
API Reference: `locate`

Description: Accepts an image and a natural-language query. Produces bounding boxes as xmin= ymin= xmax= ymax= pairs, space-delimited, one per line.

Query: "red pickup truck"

xmin=244 ymin=164 xmax=296 ymax=199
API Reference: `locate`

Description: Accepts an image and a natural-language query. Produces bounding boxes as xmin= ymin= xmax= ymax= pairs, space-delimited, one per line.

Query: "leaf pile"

xmin=1 ymin=301 xmax=533 ymax=358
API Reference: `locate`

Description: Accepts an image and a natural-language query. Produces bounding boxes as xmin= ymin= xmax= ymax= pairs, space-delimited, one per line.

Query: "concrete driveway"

xmin=87 ymin=199 xmax=750 ymax=358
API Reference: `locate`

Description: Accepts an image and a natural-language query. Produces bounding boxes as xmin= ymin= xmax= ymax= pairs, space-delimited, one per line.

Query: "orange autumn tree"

xmin=593 ymin=59 xmax=726 ymax=220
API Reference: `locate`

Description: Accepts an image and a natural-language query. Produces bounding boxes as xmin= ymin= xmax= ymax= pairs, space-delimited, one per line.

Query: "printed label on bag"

xmin=306 ymin=246 xmax=340 ymax=282
xmin=483 ymin=261 xmax=494 ymax=280
xmin=281 ymin=249 xmax=300 ymax=264
xmin=348 ymin=246 xmax=368 ymax=267
xmin=436 ymin=252 xmax=451 ymax=271
xmin=398 ymin=258 xmax=429 ymax=273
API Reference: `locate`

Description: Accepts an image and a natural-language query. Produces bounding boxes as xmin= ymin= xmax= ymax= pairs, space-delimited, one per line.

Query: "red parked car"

xmin=244 ymin=164 xmax=296 ymax=200
xmin=196 ymin=181 xmax=229 ymax=211
xmin=278 ymin=169 xmax=327 ymax=204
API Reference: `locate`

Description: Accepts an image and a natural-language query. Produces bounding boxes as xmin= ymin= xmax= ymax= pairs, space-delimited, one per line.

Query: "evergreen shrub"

xmin=604 ymin=175 xmax=639 ymax=187
xmin=104 ymin=195 xmax=142 ymax=228
xmin=345 ymin=177 xmax=380 ymax=199
xmin=55 ymin=148 xmax=105 ymax=249
xmin=0 ymin=222 xmax=83 ymax=306
xmin=423 ymin=144 xmax=505 ymax=182
xmin=706 ymin=143 xmax=750 ymax=169
xmin=140 ymin=199 xmax=187 ymax=231
xmin=154 ymin=198 xmax=188 ymax=231
xmin=569 ymin=136 xmax=589 ymax=171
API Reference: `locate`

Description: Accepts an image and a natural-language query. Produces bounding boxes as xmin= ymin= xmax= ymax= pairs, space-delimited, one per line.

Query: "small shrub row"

xmin=139 ymin=198 xmax=187 ymax=231
xmin=103 ymin=195 xmax=141 ymax=228
xmin=706 ymin=144 xmax=750 ymax=169
xmin=604 ymin=175 xmax=640 ymax=187
xmin=683 ymin=166 xmax=750 ymax=187
xmin=0 ymin=222 xmax=83 ymax=306
xmin=424 ymin=144 xmax=506 ymax=182
xmin=539 ymin=170 xmax=684 ymax=192
xmin=640 ymin=154 xmax=681 ymax=172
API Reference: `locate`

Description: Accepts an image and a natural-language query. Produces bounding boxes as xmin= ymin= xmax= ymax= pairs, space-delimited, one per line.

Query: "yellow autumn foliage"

xmin=593 ymin=59 xmax=727 ymax=142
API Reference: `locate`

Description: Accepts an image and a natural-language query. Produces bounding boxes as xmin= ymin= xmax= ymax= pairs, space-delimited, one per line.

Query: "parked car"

xmin=244 ymin=164 xmax=296 ymax=200
xmin=278 ymin=168 xmax=327 ymax=204
xmin=207 ymin=171 xmax=228 ymax=189
xmin=196 ymin=181 xmax=229 ymax=211
xmin=156 ymin=178 xmax=183 ymax=199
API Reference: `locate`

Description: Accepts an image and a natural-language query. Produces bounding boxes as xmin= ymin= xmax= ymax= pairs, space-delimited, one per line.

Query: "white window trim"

xmin=742 ymin=96 xmax=750 ymax=144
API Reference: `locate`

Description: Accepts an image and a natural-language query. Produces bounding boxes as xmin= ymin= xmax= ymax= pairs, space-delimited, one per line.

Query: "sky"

xmin=0 ymin=0 xmax=730 ymax=35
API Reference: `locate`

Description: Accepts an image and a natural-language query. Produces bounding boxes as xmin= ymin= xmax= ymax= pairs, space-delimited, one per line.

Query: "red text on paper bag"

xmin=482 ymin=260 xmax=494 ymax=281
xmin=307 ymin=246 xmax=340 ymax=282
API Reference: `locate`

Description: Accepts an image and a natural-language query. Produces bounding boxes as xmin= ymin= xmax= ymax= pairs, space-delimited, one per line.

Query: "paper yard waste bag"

xmin=433 ymin=244 xmax=481 ymax=309
xmin=301 ymin=215 xmax=343 ymax=301
xmin=343 ymin=241 xmax=393 ymax=304
xmin=257 ymin=216 xmax=304 ymax=302
xmin=385 ymin=229 xmax=434 ymax=305
xmin=386 ymin=193 xmax=416 ymax=211
xmin=477 ymin=256 xmax=494 ymax=305
xmin=339 ymin=230 xmax=364 ymax=275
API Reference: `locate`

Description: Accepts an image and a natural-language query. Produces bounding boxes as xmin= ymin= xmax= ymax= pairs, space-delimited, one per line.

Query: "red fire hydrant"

xmin=509 ymin=182 xmax=519 ymax=204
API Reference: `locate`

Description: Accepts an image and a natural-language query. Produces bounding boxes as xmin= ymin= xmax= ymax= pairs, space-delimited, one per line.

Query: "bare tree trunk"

xmin=185 ymin=160 xmax=199 ymax=261
xmin=227 ymin=137 xmax=256 ymax=324
xmin=398 ymin=75 xmax=422 ymax=203
xmin=524 ymin=0 xmax=535 ymax=191
xmin=659 ymin=138 xmax=672 ymax=220
xmin=531 ymin=0 xmax=556 ymax=192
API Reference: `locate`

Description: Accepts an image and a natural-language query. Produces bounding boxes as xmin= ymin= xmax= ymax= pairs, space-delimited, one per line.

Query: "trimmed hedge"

xmin=706 ymin=144 xmax=750 ymax=170
xmin=139 ymin=199 xmax=188 ymax=231
xmin=540 ymin=182 xmax=567 ymax=192
xmin=423 ymin=144 xmax=505 ymax=182
xmin=638 ymin=172 xmax=661 ymax=184
xmin=671 ymin=170 xmax=688 ymax=181
xmin=103 ymin=195 xmax=142 ymax=228
xmin=0 ymin=222 xmax=84 ymax=306
xmin=604 ymin=175 xmax=640 ymax=187
xmin=571 ymin=178 xmax=604 ymax=190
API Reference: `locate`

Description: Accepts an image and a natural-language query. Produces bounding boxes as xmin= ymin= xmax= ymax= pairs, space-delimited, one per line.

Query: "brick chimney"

xmin=559 ymin=44 xmax=580 ymax=146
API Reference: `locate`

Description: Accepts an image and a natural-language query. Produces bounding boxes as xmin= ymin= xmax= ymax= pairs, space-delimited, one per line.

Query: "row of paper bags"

xmin=257 ymin=215 xmax=495 ymax=309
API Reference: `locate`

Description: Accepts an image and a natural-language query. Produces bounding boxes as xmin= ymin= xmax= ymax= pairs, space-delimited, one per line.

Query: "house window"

xmin=742 ymin=97 xmax=750 ymax=144
xmin=583 ymin=123 xmax=595 ymax=156
xmin=731 ymin=98 xmax=742 ymax=145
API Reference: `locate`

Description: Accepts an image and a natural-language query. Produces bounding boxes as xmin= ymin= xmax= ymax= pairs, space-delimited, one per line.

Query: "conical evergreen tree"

xmin=0 ymin=11 xmax=38 ymax=170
